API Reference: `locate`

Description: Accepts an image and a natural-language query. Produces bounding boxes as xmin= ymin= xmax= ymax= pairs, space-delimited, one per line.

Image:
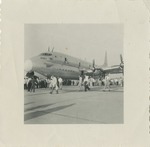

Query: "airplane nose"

xmin=24 ymin=59 xmax=33 ymax=72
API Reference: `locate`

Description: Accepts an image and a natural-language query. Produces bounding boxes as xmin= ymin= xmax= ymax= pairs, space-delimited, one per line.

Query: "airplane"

xmin=24 ymin=48 xmax=123 ymax=80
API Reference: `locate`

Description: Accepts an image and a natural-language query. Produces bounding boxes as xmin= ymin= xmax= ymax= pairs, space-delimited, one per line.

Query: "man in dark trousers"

xmin=31 ymin=76 xmax=37 ymax=92
xmin=83 ymin=75 xmax=90 ymax=92
xmin=27 ymin=78 xmax=32 ymax=92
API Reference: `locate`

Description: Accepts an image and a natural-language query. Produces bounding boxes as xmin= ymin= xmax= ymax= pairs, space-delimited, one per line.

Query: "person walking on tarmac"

xmin=78 ymin=75 xmax=83 ymax=91
xmin=30 ymin=76 xmax=37 ymax=92
xmin=27 ymin=77 xmax=32 ymax=92
xmin=50 ymin=75 xmax=58 ymax=94
xmin=83 ymin=75 xmax=90 ymax=92
xmin=104 ymin=73 xmax=110 ymax=91
xmin=58 ymin=77 xmax=63 ymax=90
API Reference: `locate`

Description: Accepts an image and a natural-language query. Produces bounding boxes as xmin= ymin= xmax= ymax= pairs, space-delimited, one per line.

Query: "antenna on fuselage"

xmin=48 ymin=46 xmax=50 ymax=52
xmin=51 ymin=46 xmax=54 ymax=52
xmin=48 ymin=46 xmax=54 ymax=52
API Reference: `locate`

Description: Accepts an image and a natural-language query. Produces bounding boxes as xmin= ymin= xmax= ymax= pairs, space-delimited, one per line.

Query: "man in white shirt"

xmin=83 ymin=75 xmax=90 ymax=92
xmin=104 ymin=74 xmax=110 ymax=91
xmin=50 ymin=75 xmax=58 ymax=94
xmin=58 ymin=77 xmax=63 ymax=90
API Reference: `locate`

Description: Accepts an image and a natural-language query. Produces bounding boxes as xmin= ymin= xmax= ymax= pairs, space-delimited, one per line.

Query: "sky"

xmin=24 ymin=24 xmax=123 ymax=66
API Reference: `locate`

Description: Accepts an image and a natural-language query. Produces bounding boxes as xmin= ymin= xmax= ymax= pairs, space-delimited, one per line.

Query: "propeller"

xmin=120 ymin=54 xmax=124 ymax=67
xmin=92 ymin=59 xmax=104 ymax=73
xmin=120 ymin=54 xmax=123 ymax=64
xmin=92 ymin=59 xmax=96 ymax=72
xmin=120 ymin=54 xmax=124 ymax=74
xmin=93 ymin=59 xmax=95 ymax=68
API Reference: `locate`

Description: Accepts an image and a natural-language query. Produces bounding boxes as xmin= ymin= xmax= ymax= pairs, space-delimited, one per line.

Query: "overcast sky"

xmin=24 ymin=24 xmax=123 ymax=66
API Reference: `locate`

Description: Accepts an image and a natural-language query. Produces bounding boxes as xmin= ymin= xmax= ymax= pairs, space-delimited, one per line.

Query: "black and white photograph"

xmin=2 ymin=0 xmax=150 ymax=146
xmin=24 ymin=24 xmax=124 ymax=124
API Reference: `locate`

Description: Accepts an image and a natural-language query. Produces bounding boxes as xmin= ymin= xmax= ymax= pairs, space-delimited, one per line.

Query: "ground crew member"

xmin=104 ymin=74 xmax=110 ymax=91
xmin=58 ymin=77 xmax=63 ymax=90
xmin=50 ymin=75 xmax=58 ymax=94
xmin=31 ymin=77 xmax=37 ymax=92
xmin=83 ymin=75 xmax=90 ymax=92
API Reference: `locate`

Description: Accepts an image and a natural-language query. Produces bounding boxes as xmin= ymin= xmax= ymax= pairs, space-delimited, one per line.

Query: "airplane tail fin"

xmin=102 ymin=51 xmax=108 ymax=67
xmin=92 ymin=51 xmax=107 ymax=71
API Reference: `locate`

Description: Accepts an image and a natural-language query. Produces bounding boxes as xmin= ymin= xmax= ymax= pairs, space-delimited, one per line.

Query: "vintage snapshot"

xmin=24 ymin=24 xmax=124 ymax=124
xmin=1 ymin=0 xmax=150 ymax=146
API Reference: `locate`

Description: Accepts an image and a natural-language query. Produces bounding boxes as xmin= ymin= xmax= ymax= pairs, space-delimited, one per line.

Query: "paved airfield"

xmin=24 ymin=86 xmax=123 ymax=124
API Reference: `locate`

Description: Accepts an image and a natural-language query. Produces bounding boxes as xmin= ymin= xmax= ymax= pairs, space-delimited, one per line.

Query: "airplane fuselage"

xmin=25 ymin=52 xmax=100 ymax=80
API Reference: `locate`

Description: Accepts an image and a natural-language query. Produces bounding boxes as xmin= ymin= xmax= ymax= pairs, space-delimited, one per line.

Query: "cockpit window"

xmin=40 ymin=53 xmax=52 ymax=56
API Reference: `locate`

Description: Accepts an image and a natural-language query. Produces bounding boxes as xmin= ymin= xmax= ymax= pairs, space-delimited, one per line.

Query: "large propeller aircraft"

xmin=25 ymin=48 xmax=124 ymax=80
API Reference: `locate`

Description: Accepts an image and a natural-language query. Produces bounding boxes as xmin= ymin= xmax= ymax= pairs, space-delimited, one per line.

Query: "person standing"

xmin=30 ymin=77 xmax=37 ymax=92
xmin=78 ymin=75 xmax=83 ymax=91
xmin=36 ymin=77 xmax=39 ymax=88
xmin=89 ymin=76 xmax=93 ymax=88
xmin=104 ymin=74 xmax=110 ymax=91
xmin=83 ymin=75 xmax=90 ymax=92
xmin=50 ymin=75 xmax=58 ymax=94
xmin=58 ymin=77 xmax=63 ymax=90
xmin=24 ymin=78 xmax=28 ymax=89
xmin=27 ymin=77 xmax=32 ymax=92
xmin=46 ymin=77 xmax=51 ymax=88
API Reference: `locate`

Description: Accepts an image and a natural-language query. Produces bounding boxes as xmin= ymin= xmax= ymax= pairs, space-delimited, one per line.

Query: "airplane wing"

xmin=79 ymin=64 xmax=123 ymax=76
xmin=79 ymin=68 xmax=93 ymax=73
xmin=93 ymin=54 xmax=124 ymax=75
xmin=95 ymin=65 xmax=123 ymax=74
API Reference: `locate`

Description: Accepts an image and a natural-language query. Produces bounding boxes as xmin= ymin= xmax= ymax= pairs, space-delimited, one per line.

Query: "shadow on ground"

xmin=24 ymin=103 xmax=75 ymax=121
xmin=24 ymin=103 xmax=56 ymax=112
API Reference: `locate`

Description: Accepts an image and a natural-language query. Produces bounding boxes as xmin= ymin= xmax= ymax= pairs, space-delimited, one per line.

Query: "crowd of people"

xmin=24 ymin=74 xmax=124 ymax=93
xmin=24 ymin=76 xmax=63 ymax=93
xmin=78 ymin=74 xmax=123 ymax=91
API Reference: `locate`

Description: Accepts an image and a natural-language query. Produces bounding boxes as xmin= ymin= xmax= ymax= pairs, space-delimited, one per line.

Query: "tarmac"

xmin=24 ymin=85 xmax=123 ymax=124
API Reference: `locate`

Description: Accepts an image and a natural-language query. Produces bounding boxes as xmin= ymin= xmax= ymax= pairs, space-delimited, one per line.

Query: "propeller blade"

xmin=120 ymin=54 xmax=124 ymax=64
xmin=92 ymin=59 xmax=96 ymax=72
xmin=120 ymin=54 xmax=124 ymax=75
xmin=92 ymin=59 xmax=95 ymax=68
xmin=119 ymin=54 xmax=124 ymax=67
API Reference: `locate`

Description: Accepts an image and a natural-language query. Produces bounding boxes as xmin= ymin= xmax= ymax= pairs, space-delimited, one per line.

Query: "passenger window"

xmin=40 ymin=53 xmax=52 ymax=56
